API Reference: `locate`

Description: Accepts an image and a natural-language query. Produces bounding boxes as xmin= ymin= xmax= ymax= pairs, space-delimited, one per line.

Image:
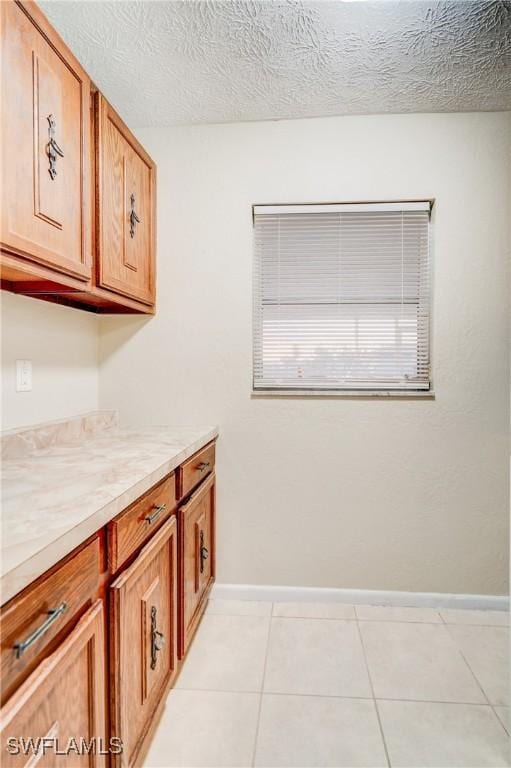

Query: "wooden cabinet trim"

xmin=1 ymin=255 xmax=156 ymax=314
xmin=16 ymin=1 xmax=93 ymax=80
xmin=98 ymin=98 xmax=155 ymax=170
xmin=178 ymin=468 xmax=216 ymax=513
xmin=110 ymin=515 xmax=177 ymax=593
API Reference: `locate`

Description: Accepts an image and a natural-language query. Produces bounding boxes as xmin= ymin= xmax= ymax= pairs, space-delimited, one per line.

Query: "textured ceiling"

xmin=40 ymin=0 xmax=511 ymax=127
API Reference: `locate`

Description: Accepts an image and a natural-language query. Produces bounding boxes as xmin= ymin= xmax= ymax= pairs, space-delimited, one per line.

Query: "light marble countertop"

xmin=1 ymin=414 xmax=218 ymax=605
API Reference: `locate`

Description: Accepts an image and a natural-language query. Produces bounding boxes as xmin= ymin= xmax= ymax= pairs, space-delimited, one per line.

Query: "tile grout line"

xmin=213 ymin=614 xmax=507 ymax=627
xmin=209 ymin=602 xmax=508 ymax=627
xmin=250 ymin=605 xmax=274 ymax=768
xmin=490 ymin=705 xmax=510 ymax=737
xmin=442 ymin=622 xmax=498 ymax=712
xmin=402 ymin=617 xmax=508 ymax=743
xmin=438 ymin=610 xmax=509 ymax=630
xmin=173 ymin=686 xmax=502 ymax=707
xmin=448 ymin=638 xmax=511 ymax=738
xmin=355 ymin=617 xmax=392 ymax=768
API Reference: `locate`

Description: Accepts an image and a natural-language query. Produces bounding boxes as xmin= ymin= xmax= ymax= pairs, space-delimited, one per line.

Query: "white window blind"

xmin=253 ymin=202 xmax=431 ymax=392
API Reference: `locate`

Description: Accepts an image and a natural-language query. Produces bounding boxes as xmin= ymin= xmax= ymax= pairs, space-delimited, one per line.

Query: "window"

xmin=253 ymin=201 xmax=431 ymax=393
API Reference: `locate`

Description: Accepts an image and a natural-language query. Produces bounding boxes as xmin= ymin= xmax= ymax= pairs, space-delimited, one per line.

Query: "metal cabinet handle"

xmin=129 ymin=193 xmax=141 ymax=238
xmin=14 ymin=602 xmax=67 ymax=659
xmin=46 ymin=114 xmax=64 ymax=180
xmin=145 ymin=503 xmax=166 ymax=524
xmin=200 ymin=530 xmax=209 ymax=574
xmin=197 ymin=461 xmax=210 ymax=473
xmin=150 ymin=605 xmax=165 ymax=670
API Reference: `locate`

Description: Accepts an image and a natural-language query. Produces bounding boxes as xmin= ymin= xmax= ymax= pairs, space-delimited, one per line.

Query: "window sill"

xmin=251 ymin=389 xmax=435 ymax=399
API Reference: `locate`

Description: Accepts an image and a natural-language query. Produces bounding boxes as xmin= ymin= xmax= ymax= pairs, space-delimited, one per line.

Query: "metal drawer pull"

xmin=150 ymin=606 xmax=165 ymax=670
xmin=197 ymin=461 xmax=210 ymax=472
xmin=145 ymin=503 xmax=166 ymax=524
xmin=14 ymin=602 xmax=67 ymax=659
xmin=200 ymin=530 xmax=209 ymax=574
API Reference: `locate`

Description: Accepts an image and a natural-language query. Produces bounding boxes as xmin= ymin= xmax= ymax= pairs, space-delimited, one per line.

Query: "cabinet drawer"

xmin=0 ymin=536 xmax=101 ymax=706
xmin=178 ymin=441 xmax=216 ymax=500
xmin=1 ymin=599 xmax=106 ymax=768
xmin=108 ymin=473 xmax=176 ymax=573
xmin=178 ymin=472 xmax=216 ymax=658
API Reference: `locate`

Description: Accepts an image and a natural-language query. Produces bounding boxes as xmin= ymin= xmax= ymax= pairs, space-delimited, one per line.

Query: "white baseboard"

xmin=211 ymin=583 xmax=509 ymax=612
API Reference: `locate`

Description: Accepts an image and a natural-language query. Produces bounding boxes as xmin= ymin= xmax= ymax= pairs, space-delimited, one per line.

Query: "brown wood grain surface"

xmin=1 ymin=536 xmax=101 ymax=706
xmin=108 ymin=473 xmax=177 ymax=574
xmin=178 ymin=472 xmax=216 ymax=658
xmin=95 ymin=94 xmax=156 ymax=306
xmin=1 ymin=1 xmax=157 ymax=315
xmin=1 ymin=1 xmax=91 ymax=281
xmin=109 ymin=518 xmax=178 ymax=768
xmin=177 ymin=441 xmax=216 ymax=500
xmin=0 ymin=599 xmax=106 ymax=767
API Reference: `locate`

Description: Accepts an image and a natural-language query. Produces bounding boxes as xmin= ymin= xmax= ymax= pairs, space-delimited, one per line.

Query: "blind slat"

xmin=253 ymin=204 xmax=431 ymax=391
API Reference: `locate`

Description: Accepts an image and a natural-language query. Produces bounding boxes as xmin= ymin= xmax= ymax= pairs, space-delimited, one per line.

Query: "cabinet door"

xmin=110 ymin=517 xmax=177 ymax=768
xmin=0 ymin=600 xmax=106 ymax=767
xmin=178 ymin=473 xmax=216 ymax=658
xmin=96 ymin=95 xmax=155 ymax=306
xmin=0 ymin=1 xmax=91 ymax=280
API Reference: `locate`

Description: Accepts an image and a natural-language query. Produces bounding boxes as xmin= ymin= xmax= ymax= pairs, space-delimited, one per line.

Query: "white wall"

xmin=97 ymin=111 xmax=508 ymax=595
xmin=1 ymin=292 xmax=99 ymax=430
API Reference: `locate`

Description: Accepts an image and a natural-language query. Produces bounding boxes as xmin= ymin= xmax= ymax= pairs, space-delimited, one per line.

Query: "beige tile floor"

xmin=144 ymin=600 xmax=509 ymax=768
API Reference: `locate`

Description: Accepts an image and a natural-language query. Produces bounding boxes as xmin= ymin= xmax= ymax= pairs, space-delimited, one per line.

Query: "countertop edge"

xmin=1 ymin=426 xmax=219 ymax=606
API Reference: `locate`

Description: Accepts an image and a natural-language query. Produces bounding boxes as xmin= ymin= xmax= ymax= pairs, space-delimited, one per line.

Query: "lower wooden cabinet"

xmin=178 ymin=472 xmax=216 ymax=658
xmin=109 ymin=517 xmax=178 ymax=768
xmin=0 ymin=442 xmax=216 ymax=766
xmin=0 ymin=600 xmax=106 ymax=767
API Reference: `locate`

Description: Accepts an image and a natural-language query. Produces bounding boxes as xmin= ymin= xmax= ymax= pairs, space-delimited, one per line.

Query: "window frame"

xmin=251 ymin=200 xmax=434 ymax=398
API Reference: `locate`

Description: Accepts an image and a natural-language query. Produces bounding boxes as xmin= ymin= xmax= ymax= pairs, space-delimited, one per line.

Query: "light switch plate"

xmin=16 ymin=359 xmax=32 ymax=392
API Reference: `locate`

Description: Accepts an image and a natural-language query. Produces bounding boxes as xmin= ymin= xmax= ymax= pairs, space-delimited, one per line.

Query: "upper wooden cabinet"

xmin=96 ymin=95 xmax=156 ymax=306
xmin=0 ymin=1 xmax=157 ymax=314
xmin=0 ymin=0 xmax=91 ymax=281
